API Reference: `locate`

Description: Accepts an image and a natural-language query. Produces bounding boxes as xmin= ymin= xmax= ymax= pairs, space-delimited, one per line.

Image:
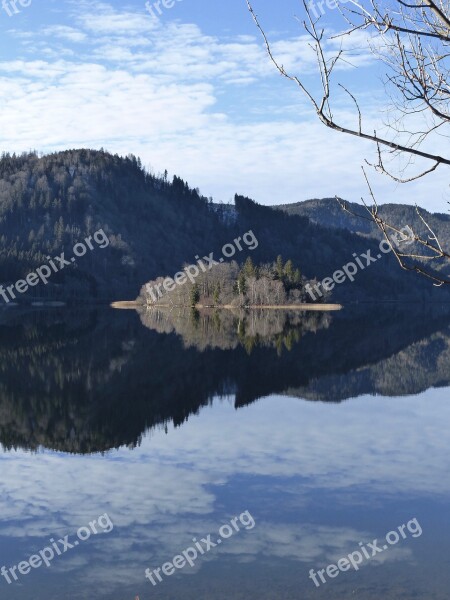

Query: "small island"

xmin=130 ymin=256 xmax=341 ymax=311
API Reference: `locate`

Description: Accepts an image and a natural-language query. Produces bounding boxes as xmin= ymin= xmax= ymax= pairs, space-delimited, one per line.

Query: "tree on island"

xmin=138 ymin=257 xmax=324 ymax=307
xmin=190 ymin=283 xmax=201 ymax=307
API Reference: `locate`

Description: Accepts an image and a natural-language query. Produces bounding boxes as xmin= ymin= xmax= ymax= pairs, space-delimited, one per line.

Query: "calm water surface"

xmin=0 ymin=306 xmax=449 ymax=599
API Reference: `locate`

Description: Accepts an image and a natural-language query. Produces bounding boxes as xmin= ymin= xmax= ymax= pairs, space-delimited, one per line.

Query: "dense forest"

xmin=0 ymin=149 xmax=224 ymax=301
xmin=0 ymin=149 xmax=449 ymax=303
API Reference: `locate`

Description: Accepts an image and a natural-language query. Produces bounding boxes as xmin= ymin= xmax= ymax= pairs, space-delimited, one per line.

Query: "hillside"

xmin=277 ymin=198 xmax=450 ymax=284
xmin=0 ymin=149 xmax=449 ymax=303
xmin=0 ymin=149 xmax=226 ymax=301
xmin=277 ymin=198 xmax=450 ymax=239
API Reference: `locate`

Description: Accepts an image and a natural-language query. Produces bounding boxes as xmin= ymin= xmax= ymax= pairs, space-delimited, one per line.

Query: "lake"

xmin=0 ymin=305 xmax=449 ymax=599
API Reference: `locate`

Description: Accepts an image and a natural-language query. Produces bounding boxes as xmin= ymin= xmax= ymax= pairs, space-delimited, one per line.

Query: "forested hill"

xmin=0 ymin=149 xmax=448 ymax=302
xmin=0 ymin=149 xmax=226 ymax=300
xmin=278 ymin=198 xmax=450 ymax=244
xmin=277 ymin=198 xmax=450 ymax=284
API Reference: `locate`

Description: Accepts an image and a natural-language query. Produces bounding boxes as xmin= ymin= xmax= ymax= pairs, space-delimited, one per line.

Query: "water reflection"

xmin=0 ymin=306 xmax=449 ymax=599
xmin=138 ymin=306 xmax=331 ymax=353
xmin=0 ymin=305 xmax=450 ymax=453
xmin=0 ymin=392 xmax=449 ymax=599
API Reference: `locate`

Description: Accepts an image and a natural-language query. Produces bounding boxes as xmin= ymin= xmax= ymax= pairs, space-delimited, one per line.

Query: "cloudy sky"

xmin=0 ymin=0 xmax=448 ymax=210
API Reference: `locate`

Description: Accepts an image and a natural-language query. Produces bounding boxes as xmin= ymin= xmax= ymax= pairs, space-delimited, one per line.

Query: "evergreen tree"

xmin=284 ymin=259 xmax=294 ymax=283
xmin=276 ymin=255 xmax=284 ymax=279
xmin=190 ymin=283 xmax=200 ymax=306
xmin=213 ymin=283 xmax=221 ymax=305
xmin=237 ymin=272 xmax=247 ymax=296
xmin=243 ymin=256 xmax=256 ymax=278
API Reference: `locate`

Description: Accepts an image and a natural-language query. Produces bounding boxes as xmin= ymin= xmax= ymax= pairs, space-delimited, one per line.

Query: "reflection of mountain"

xmin=1 ymin=305 xmax=450 ymax=454
xmin=286 ymin=326 xmax=450 ymax=400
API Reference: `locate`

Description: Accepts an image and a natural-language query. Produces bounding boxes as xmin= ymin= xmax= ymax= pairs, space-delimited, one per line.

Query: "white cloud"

xmin=41 ymin=25 xmax=87 ymax=42
xmin=0 ymin=0 xmax=447 ymax=212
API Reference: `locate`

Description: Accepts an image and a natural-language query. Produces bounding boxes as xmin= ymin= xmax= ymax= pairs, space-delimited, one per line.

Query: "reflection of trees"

xmin=138 ymin=307 xmax=331 ymax=353
xmin=0 ymin=306 xmax=450 ymax=454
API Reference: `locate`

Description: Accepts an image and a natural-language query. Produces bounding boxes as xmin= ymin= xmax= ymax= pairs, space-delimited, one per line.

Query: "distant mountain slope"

xmin=278 ymin=198 xmax=450 ymax=243
xmin=277 ymin=198 xmax=450 ymax=281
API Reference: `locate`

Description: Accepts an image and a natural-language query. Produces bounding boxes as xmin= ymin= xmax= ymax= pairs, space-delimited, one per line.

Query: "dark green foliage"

xmin=213 ymin=283 xmax=221 ymax=305
xmin=237 ymin=271 xmax=247 ymax=296
xmin=190 ymin=283 xmax=200 ymax=306
xmin=243 ymin=256 xmax=257 ymax=278
xmin=276 ymin=255 xmax=284 ymax=279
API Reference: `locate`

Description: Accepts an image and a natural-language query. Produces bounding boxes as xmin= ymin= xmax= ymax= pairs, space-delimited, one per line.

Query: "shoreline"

xmin=110 ymin=301 xmax=342 ymax=311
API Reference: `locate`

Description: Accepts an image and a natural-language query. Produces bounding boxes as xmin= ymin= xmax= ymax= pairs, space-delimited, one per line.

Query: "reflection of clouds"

xmin=326 ymin=539 xmax=412 ymax=568
xmin=211 ymin=522 xmax=413 ymax=567
xmin=0 ymin=389 xmax=446 ymax=596
xmin=0 ymin=458 xmax=216 ymax=534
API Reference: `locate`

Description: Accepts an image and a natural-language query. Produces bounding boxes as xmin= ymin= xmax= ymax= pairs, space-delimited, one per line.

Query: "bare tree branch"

xmin=247 ymin=0 xmax=450 ymax=285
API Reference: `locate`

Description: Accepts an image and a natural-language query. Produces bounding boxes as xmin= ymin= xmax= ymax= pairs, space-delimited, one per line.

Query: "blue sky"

xmin=0 ymin=0 xmax=447 ymax=210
